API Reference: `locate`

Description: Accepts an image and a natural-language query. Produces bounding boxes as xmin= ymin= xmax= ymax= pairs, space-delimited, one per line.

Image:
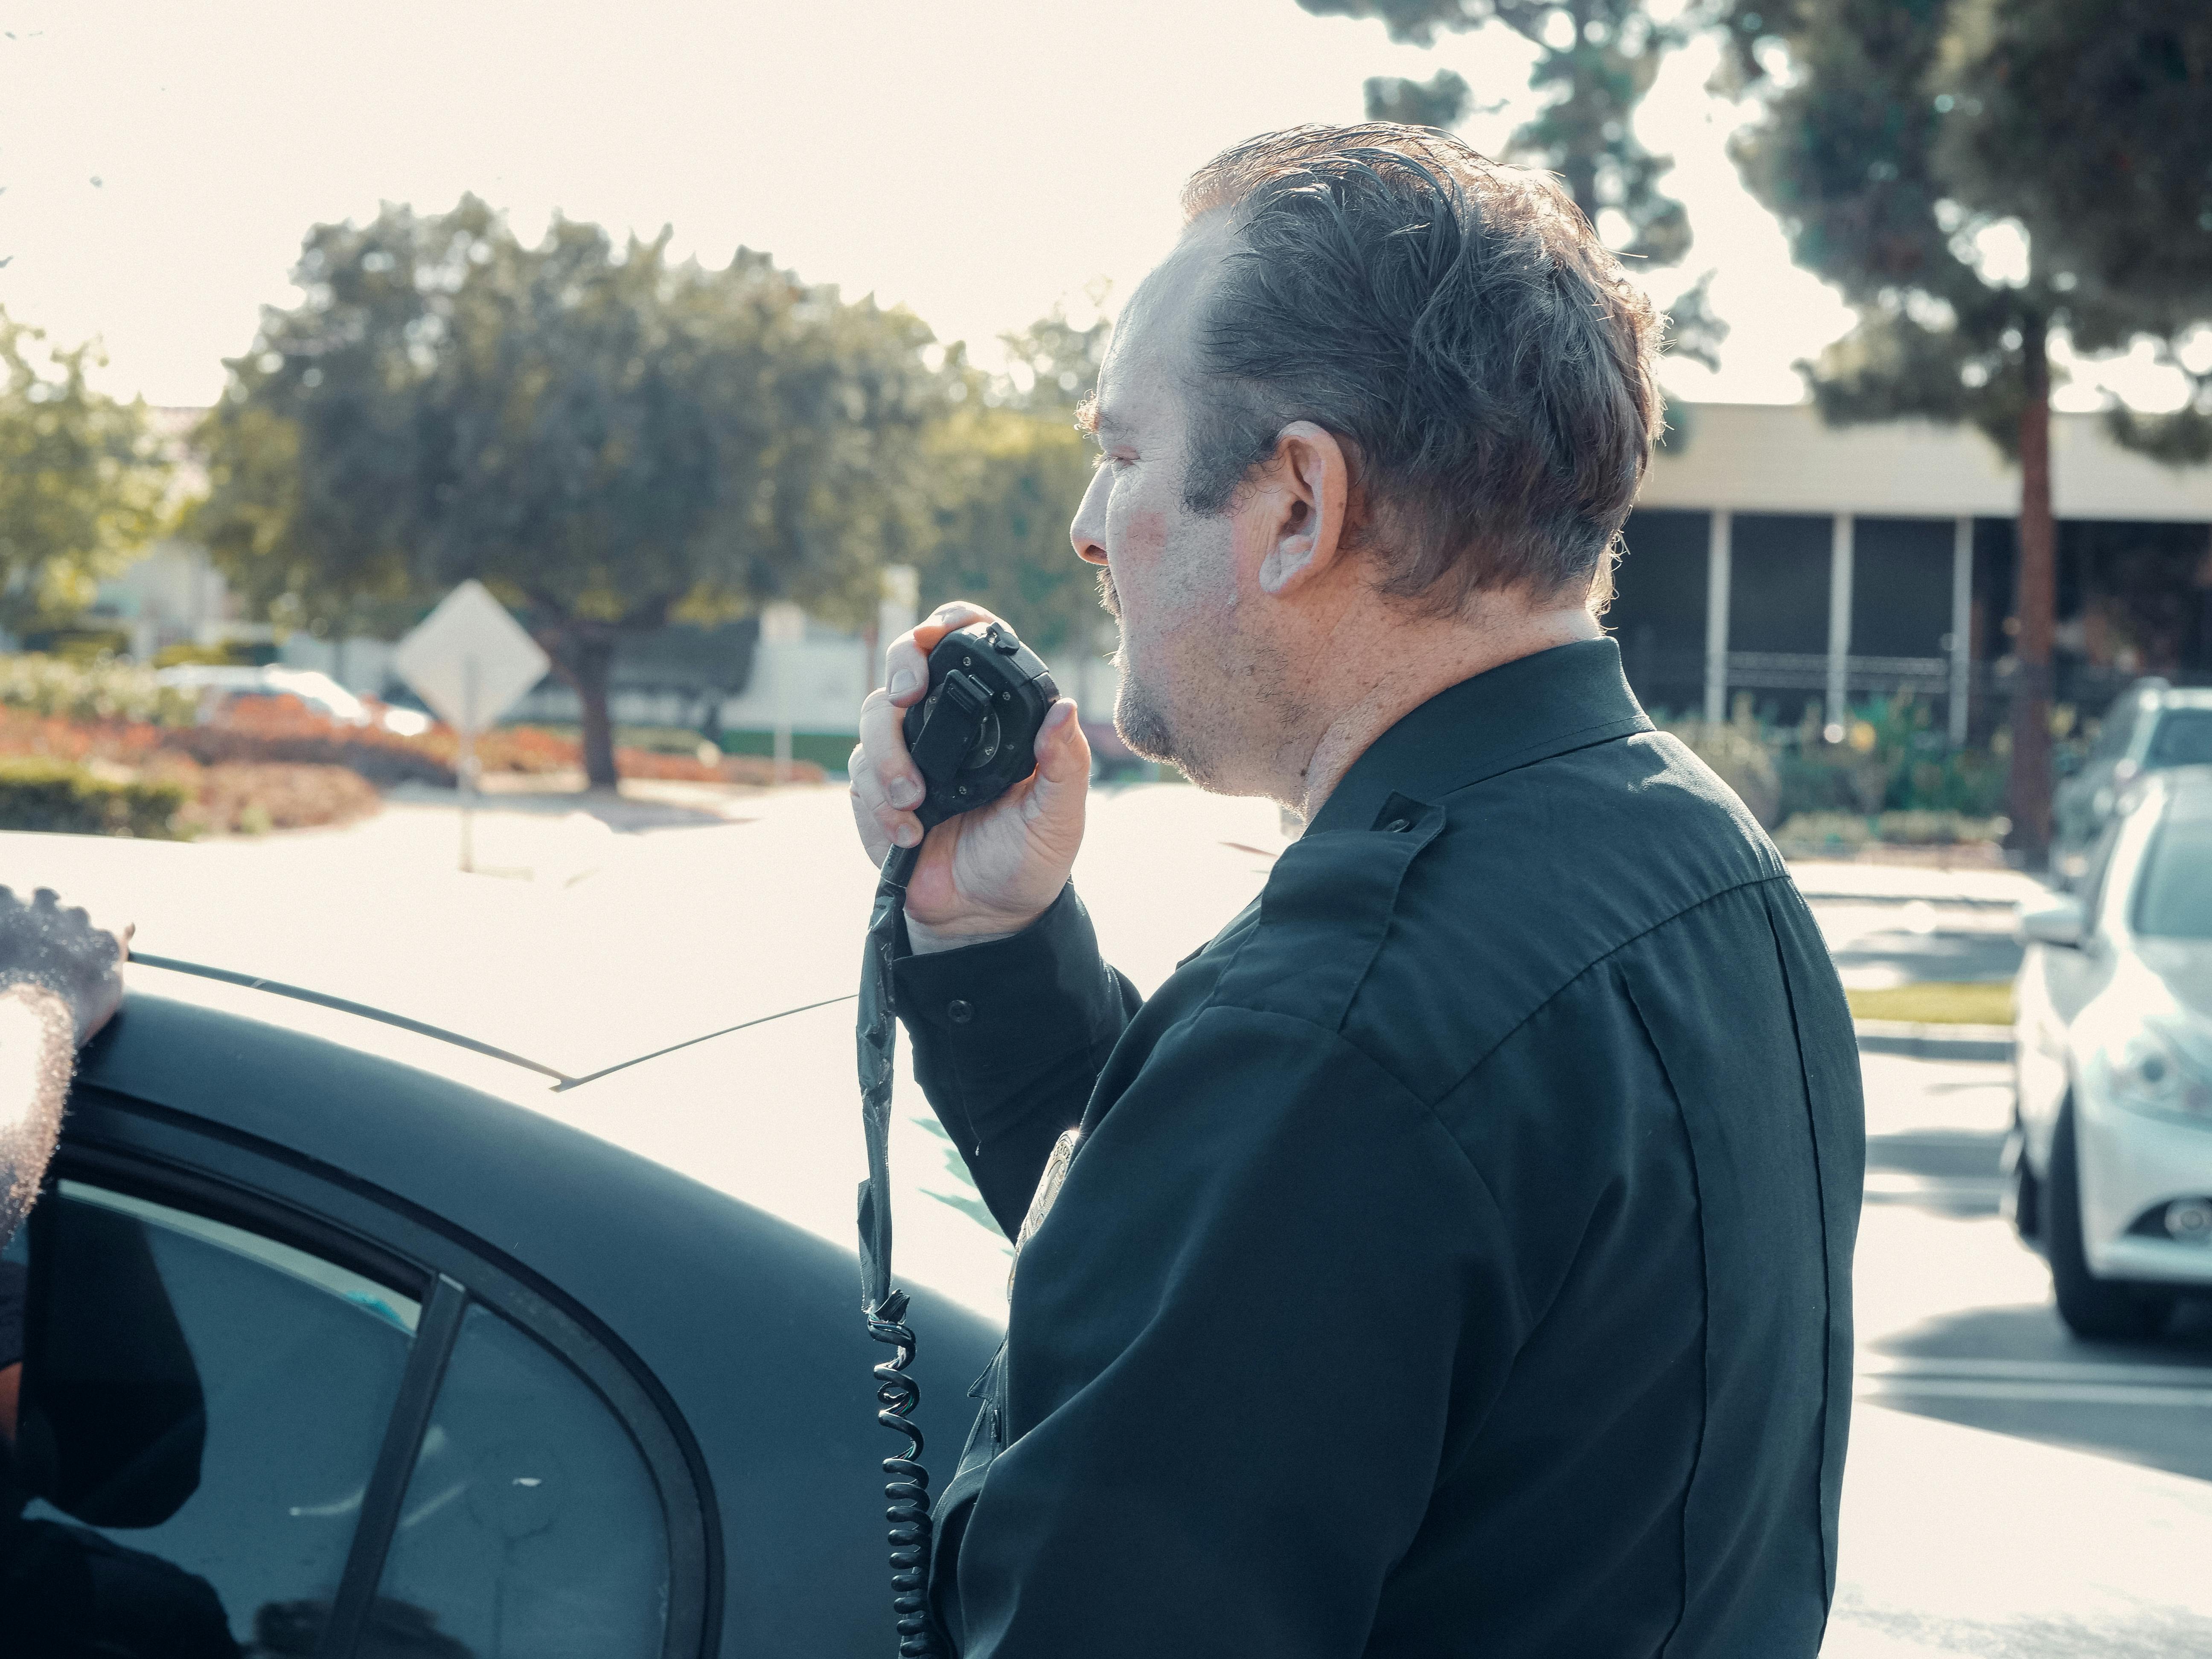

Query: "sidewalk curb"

xmin=1856 ymin=1019 xmax=2014 ymax=1062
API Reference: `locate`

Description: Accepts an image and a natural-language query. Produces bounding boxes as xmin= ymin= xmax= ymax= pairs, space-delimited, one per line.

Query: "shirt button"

xmin=1383 ymin=818 xmax=1412 ymax=833
xmin=948 ymin=999 xmax=975 ymax=1025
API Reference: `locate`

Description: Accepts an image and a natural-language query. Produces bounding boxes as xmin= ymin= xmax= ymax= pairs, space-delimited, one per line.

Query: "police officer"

xmin=850 ymin=125 xmax=1863 ymax=1657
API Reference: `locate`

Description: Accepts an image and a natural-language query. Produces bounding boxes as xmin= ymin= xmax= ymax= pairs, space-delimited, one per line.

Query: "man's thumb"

xmin=1031 ymin=698 xmax=1091 ymax=797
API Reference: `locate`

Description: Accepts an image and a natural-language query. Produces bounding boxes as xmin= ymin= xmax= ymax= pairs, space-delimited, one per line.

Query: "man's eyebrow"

xmin=1075 ymin=395 xmax=1125 ymax=443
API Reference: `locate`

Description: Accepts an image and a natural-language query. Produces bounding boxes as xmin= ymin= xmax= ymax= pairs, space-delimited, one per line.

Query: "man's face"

xmin=1070 ymin=224 xmax=1298 ymax=794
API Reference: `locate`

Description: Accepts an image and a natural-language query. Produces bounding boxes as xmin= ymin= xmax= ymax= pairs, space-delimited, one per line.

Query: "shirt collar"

xmin=1305 ymin=637 xmax=1653 ymax=836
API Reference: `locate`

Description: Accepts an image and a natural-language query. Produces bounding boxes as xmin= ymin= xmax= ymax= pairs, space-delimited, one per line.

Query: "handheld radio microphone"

xmin=855 ymin=620 xmax=1057 ymax=1656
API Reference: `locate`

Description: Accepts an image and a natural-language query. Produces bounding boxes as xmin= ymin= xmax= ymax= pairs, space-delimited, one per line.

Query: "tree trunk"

xmin=571 ymin=633 xmax=619 ymax=791
xmin=542 ymin=622 xmax=622 ymax=792
xmin=2008 ymin=326 xmax=2056 ymax=866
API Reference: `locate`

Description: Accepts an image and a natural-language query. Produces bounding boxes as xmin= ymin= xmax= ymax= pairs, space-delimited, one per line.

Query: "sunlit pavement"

xmin=17 ymin=790 xmax=2212 ymax=1652
xmin=1828 ymin=1050 xmax=2212 ymax=1656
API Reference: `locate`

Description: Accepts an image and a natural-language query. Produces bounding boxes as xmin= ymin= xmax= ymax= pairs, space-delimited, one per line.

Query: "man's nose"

xmin=1070 ymin=471 xmax=1109 ymax=567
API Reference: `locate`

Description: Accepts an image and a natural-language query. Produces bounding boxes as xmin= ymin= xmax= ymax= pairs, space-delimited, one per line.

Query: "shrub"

xmin=1662 ymin=715 xmax=1782 ymax=826
xmin=180 ymin=762 xmax=381 ymax=835
xmin=1773 ymin=809 xmax=2008 ymax=857
xmin=0 ymin=757 xmax=192 ymax=838
xmin=0 ymin=654 xmax=199 ymax=727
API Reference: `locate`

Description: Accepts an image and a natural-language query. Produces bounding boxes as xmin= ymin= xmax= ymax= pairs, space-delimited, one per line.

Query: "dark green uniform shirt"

xmin=892 ymin=638 xmax=1864 ymax=1657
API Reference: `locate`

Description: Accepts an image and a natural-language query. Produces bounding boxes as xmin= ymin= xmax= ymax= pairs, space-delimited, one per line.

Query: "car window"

xmin=2133 ymin=806 xmax=2212 ymax=939
xmin=2 ymin=1179 xmax=418 ymax=1654
xmin=372 ymin=1301 xmax=669 ymax=1658
xmin=2076 ymin=816 xmax=2125 ymax=911
xmin=2088 ymin=697 xmax=2141 ymax=763
xmin=2144 ymin=707 xmax=2212 ymax=770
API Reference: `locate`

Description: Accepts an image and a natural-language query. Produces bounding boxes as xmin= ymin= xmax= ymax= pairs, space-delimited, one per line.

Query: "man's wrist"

xmin=903 ymin=912 xmax=1036 ymax=956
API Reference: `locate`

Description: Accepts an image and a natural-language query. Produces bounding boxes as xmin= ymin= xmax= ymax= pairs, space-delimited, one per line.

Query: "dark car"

xmin=1 ymin=832 xmax=1009 ymax=1659
xmin=2054 ymin=680 xmax=2212 ymax=883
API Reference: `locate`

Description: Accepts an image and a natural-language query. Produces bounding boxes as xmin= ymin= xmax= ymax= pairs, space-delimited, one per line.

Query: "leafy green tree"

xmin=193 ymin=199 xmax=940 ymax=787
xmin=1936 ymin=0 xmax=2212 ymax=463
xmin=1304 ymin=0 xmax=1726 ymax=371
xmin=910 ymin=310 xmax=1112 ymax=663
xmin=0 ymin=309 xmax=169 ymax=635
xmin=1726 ymin=0 xmax=2212 ymax=859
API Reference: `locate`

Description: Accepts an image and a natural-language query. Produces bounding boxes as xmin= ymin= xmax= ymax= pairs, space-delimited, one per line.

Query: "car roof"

xmin=2147 ymin=686 xmax=2212 ymax=710
xmin=90 ymin=958 xmax=1019 ymax=1325
xmin=1 ymin=803 xmax=873 ymax=1081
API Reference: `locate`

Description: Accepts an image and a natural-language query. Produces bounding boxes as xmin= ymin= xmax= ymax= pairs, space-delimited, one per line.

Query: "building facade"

xmin=1609 ymin=405 xmax=2212 ymax=740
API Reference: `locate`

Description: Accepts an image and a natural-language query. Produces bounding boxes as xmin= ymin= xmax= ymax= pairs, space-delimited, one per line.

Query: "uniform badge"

xmin=1009 ymin=1126 xmax=1082 ymax=1296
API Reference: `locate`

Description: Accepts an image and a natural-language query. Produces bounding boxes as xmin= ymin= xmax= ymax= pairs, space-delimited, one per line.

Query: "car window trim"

xmin=319 ymin=1272 xmax=469 ymax=1659
xmin=55 ymin=1090 xmax=717 ymax=1659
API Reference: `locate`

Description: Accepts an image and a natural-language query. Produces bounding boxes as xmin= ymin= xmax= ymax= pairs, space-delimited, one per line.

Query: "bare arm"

xmin=0 ymin=886 xmax=130 ymax=1246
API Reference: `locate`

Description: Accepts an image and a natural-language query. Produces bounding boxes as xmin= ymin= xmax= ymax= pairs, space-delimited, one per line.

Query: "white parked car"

xmin=153 ymin=664 xmax=435 ymax=736
xmin=2009 ymin=765 xmax=2212 ymax=1339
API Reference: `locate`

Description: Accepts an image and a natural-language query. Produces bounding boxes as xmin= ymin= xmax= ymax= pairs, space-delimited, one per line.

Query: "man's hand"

xmin=0 ymin=886 xmax=131 ymax=1045
xmin=849 ymin=601 xmax=1091 ymax=953
xmin=0 ymin=887 xmax=130 ymax=1246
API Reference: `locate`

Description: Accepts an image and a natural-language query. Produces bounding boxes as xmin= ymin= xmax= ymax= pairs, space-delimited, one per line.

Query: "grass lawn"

xmin=1845 ymin=981 xmax=2015 ymax=1026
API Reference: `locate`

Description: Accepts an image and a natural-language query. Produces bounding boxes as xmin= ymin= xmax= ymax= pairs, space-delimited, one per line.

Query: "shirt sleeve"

xmin=948 ymin=1004 xmax=1524 ymax=1658
xmin=891 ymin=884 xmax=1141 ymax=1237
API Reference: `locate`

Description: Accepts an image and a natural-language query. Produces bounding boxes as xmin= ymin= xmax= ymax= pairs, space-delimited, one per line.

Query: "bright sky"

xmin=0 ymin=0 xmax=2186 ymax=414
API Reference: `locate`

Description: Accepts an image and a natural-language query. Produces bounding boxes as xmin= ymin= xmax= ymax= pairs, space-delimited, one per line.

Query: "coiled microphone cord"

xmin=858 ymin=844 xmax=945 ymax=1656
xmin=868 ymin=1288 xmax=940 ymax=1656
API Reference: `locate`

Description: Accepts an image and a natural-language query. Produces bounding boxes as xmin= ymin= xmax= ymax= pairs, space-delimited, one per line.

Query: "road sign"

xmin=394 ymin=581 xmax=550 ymax=734
xmin=395 ymin=582 xmax=552 ymax=872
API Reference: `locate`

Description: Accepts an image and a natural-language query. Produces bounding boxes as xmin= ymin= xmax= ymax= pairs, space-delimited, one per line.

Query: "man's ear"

xmin=1254 ymin=422 xmax=1350 ymax=597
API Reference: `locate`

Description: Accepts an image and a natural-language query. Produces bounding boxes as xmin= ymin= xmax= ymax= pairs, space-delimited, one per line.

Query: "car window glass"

xmin=2133 ymin=809 xmax=2212 ymax=940
xmin=2089 ymin=699 xmax=2140 ymax=762
xmin=2144 ymin=708 xmax=2212 ymax=770
xmin=2 ymin=1179 xmax=417 ymax=1656
xmin=2076 ymin=818 xmax=2124 ymax=914
xmin=373 ymin=1301 xmax=668 ymax=1659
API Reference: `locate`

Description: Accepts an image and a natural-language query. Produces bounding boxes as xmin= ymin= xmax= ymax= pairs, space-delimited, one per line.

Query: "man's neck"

xmin=1283 ymin=600 xmax=1602 ymax=821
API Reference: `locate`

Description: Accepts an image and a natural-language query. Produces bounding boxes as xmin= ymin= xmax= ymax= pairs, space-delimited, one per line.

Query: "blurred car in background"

xmin=2009 ymin=766 xmax=2212 ymax=1339
xmin=154 ymin=664 xmax=435 ymax=736
xmin=2053 ymin=680 xmax=2212 ymax=883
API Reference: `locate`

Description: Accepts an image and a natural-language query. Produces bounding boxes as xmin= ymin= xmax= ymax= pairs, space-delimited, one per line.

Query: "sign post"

xmin=760 ymin=602 xmax=806 ymax=785
xmin=395 ymin=582 xmax=552 ymax=872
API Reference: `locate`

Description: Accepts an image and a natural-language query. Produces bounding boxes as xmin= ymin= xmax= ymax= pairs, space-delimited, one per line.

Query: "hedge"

xmin=0 ymin=757 xmax=192 ymax=838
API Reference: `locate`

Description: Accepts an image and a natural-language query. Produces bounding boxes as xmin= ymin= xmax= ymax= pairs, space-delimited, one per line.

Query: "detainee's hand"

xmin=0 ymin=886 xmax=132 ymax=1045
xmin=850 ymin=600 xmax=1090 ymax=953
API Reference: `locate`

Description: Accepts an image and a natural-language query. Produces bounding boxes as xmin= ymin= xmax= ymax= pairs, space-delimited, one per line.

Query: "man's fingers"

xmin=886 ymin=600 xmax=1001 ymax=704
xmin=858 ymin=689 xmax=924 ymax=811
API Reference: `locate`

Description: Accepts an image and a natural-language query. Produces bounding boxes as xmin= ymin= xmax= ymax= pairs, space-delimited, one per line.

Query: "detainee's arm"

xmin=894 ymin=885 xmax=1138 ymax=1237
xmin=0 ymin=886 xmax=131 ymax=1247
xmin=947 ymin=1004 xmax=1524 ymax=1658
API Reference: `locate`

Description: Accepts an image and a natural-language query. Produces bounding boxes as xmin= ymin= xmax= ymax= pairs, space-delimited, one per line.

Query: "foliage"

xmin=0 ymin=310 xmax=171 ymax=632
xmin=0 ymin=756 xmax=191 ymax=838
xmin=1364 ymin=67 xmax=1478 ymax=128
xmin=1305 ymin=0 xmax=1689 ymax=257
xmin=1661 ymin=711 xmax=1783 ymax=826
xmin=178 ymin=761 xmax=381 ymax=835
xmin=191 ymin=199 xmax=945 ymax=786
xmin=910 ymin=310 xmax=1114 ymax=660
xmin=0 ymin=653 xmax=200 ymax=726
xmin=1773 ymin=809 xmax=2008 ymax=856
xmin=1303 ymin=0 xmax=1727 ymax=368
xmin=1718 ymin=0 xmax=2210 ymax=858
xmin=1723 ymin=0 xmax=2212 ymax=460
